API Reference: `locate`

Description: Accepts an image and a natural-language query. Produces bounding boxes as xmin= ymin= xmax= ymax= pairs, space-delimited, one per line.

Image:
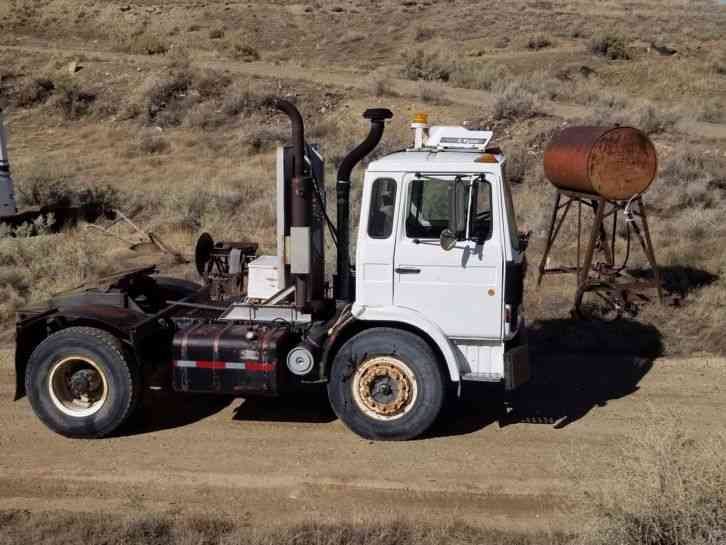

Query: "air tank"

xmin=543 ymin=126 xmax=657 ymax=201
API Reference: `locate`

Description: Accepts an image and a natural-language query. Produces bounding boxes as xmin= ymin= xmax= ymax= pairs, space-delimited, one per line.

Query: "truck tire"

xmin=327 ymin=328 xmax=445 ymax=440
xmin=25 ymin=327 xmax=140 ymax=438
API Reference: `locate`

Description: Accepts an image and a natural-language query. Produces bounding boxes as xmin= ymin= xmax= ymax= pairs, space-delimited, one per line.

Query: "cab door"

xmin=392 ymin=173 xmax=504 ymax=339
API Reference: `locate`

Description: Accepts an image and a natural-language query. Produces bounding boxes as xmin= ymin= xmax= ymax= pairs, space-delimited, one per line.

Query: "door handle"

xmin=395 ymin=267 xmax=421 ymax=274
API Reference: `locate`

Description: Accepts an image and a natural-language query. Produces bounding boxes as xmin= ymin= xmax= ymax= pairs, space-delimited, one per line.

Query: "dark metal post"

xmin=271 ymin=99 xmax=311 ymax=311
xmin=580 ymin=196 xmax=606 ymax=287
xmin=0 ymin=108 xmax=18 ymax=218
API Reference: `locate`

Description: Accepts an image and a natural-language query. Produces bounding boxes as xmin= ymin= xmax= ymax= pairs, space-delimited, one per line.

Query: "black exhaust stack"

xmin=336 ymin=108 xmax=394 ymax=303
xmin=272 ymin=98 xmax=312 ymax=311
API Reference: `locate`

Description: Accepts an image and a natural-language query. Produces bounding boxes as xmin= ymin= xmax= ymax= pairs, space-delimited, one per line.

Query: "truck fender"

xmin=344 ymin=304 xmax=464 ymax=382
xmin=14 ymin=305 xmax=148 ymax=400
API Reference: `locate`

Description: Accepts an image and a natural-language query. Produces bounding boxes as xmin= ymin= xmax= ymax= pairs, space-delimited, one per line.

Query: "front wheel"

xmin=25 ymin=327 xmax=141 ymax=438
xmin=327 ymin=328 xmax=445 ymax=440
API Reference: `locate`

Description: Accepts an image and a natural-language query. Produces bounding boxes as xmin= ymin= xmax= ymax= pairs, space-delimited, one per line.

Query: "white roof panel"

xmin=367 ymin=150 xmax=502 ymax=173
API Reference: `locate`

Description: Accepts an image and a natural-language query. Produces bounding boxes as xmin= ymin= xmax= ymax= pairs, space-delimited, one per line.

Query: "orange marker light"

xmin=476 ymin=153 xmax=498 ymax=163
xmin=413 ymin=112 xmax=429 ymax=125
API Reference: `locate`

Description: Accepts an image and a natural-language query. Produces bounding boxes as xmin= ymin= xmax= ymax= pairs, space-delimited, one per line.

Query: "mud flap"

xmin=504 ymin=343 xmax=530 ymax=391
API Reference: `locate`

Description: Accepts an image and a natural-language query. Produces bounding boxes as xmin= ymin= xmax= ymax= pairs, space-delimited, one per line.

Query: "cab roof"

xmin=367 ymin=150 xmax=504 ymax=174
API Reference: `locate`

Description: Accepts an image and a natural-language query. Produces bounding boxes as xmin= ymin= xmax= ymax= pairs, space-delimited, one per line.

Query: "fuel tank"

xmin=544 ymin=126 xmax=657 ymax=201
xmin=172 ymin=323 xmax=293 ymax=395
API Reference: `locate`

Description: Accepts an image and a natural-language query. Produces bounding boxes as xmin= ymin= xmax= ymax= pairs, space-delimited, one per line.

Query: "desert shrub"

xmin=493 ymin=83 xmax=536 ymax=121
xmin=504 ymin=145 xmax=532 ymax=184
xmin=699 ymin=98 xmax=725 ymax=123
xmin=648 ymin=149 xmax=725 ymax=212
xmin=132 ymin=132 xmax=170 ymax=155
xmin=400 ymin=48 xmax=452 ymax=81
xmin=451 ymin=62 xmax=511 ymax=91
xmin=417 ymin=82 xmax=448 ymax=104
xmin=510 ymin=71 xmax=565 ymax=101
xmin=579 ymin=417 xmax=726 ymax=545
xmin=369 ymin=76 xmax=397 ymax=97
xmin=706 ymin=52 xmax=726 ymax=75
xmin=229 ymin=43 xmax=260 ymax=62
xmin=221 ymin=87 xmax=265 ymax=117
xmin=48 ymin=78 xmax=97 ymax=120
xmin=14 ymin=78 xmax=55 ymax=108
xmin=14 ymin=161 xmax=120 ymax=212
xmin=527 ymin=33 xmax=552 ymax=50
xmin=183 ymin=101 xmax=227 ymax=130
xmin=131 ymin=66 xmax=231 ymax=127
xmin=590 ymin=33 xmax=629 ymax=60
xmin=119 ymin=33 xmax=168 ymax=55
xmin=240 ymin=125 xmax=289 ymax=154
xmin=0 ymin=230 xmax=119 ymax=322
xmin=208 ymin=28 xmax=224 ymax=39
xmin=0 ymin=510 xmax=570 ymax=545
xmin=414 ymin=26 xmax=435 ymax=41
xmin=629 ymin=102 xmax=680 ymax=135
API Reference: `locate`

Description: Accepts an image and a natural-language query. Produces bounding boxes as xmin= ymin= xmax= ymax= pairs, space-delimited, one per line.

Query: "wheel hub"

xmin=69 ymin=369 xmax=102 ymax=399
xmin=48 ymin=356 xmax=109 ymax=418
xmin=354 ymin=357 xmax=416 ymax=419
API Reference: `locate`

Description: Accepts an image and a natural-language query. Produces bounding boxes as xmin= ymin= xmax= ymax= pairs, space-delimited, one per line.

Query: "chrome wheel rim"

xmin=48 ymin=356 xmax=109 ymax=418
xmin=352 ymin=356 xmax=418 ymax=421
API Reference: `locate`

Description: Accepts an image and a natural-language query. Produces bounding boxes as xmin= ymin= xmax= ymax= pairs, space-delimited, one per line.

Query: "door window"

xmin=406 ymin=176 xmax=494 ymax=242
xmin=469 ymin=179 xmax=493 ymax=242
xmin=367 ymin=178 xmax=397 ymax=239
xmin=405 ymin=178 xmax=450 ymax=239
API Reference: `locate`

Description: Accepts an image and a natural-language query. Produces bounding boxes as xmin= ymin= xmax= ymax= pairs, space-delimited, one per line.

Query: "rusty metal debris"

xmin=86 ymin=209 xmax=186 ymax=264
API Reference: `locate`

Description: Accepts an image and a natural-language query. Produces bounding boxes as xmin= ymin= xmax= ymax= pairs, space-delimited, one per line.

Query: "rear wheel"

xmin=327 ymin=328 xmax=445 ymax=440
xmin=25 ymin=327 xmax=140 ymax=438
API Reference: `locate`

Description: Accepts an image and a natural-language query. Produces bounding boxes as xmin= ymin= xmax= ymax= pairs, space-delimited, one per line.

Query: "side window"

xmin=406 ymin=178 xmax=450 ymax=239
xmin=367 ymin=178 xmax=397 ymax=239
xmin=469 ymin=180 xmax=493 ymax=242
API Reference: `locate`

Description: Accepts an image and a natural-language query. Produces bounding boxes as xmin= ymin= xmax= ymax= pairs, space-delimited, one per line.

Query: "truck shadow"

xmin=431 ymin=318 xmax=664 ymax=437
xmin=232 ymin=389 xmax=336 ymax=424
xmin=118 ymin=391 xmax=235 ymax=436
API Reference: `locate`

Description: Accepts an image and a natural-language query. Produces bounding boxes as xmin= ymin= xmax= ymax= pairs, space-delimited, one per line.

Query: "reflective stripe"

xmin=173 ymin=360 xmax=272 ymax=371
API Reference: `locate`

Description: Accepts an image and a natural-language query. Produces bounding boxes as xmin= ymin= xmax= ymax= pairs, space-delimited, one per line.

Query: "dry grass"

xmin=575 ymin=415 xmax=726 ymax=545
xmin=0 ymin=512 xmax=569 ymax=545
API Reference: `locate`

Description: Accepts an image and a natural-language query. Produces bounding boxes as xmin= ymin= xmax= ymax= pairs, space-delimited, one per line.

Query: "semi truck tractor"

xmin=13 ymin=101 xmax=529 ymax=440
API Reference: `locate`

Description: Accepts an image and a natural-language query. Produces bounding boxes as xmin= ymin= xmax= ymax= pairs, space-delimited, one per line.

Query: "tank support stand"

xmin=537 ymin=189 xmax=663 ymax=320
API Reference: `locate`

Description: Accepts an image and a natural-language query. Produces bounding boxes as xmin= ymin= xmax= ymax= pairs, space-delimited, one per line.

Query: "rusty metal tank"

xmin=543 ymin=126 xmax=657 ymax=201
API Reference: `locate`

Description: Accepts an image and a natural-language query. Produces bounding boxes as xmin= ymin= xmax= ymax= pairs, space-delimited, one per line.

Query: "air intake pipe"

xmin=336 ymin=108 xmax=393 ymax=302
xmin=0 ymin=109 xmax=17 ymax=218
xmin=271 ymin=98 xmax=312 ymax=311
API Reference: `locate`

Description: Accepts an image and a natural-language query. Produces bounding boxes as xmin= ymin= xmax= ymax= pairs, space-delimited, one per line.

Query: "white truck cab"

xmin=353 ymin=115 xmax=528 ymax=387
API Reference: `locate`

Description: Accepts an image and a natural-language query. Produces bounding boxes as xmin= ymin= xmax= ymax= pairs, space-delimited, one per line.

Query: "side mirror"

xmin=448 ymin=178 xmax=467 ymax=239
xmin=440 ymin=228 xmax=457 ymax=251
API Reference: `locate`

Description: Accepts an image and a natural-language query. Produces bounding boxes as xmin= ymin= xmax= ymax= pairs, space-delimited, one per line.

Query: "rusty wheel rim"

xmin=352 ymin=356 xmax=418 ymax=421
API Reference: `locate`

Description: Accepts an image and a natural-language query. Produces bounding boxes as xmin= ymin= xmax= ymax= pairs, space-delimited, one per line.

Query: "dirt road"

xmin=0 ymin=348 xmax=723 ymax=532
